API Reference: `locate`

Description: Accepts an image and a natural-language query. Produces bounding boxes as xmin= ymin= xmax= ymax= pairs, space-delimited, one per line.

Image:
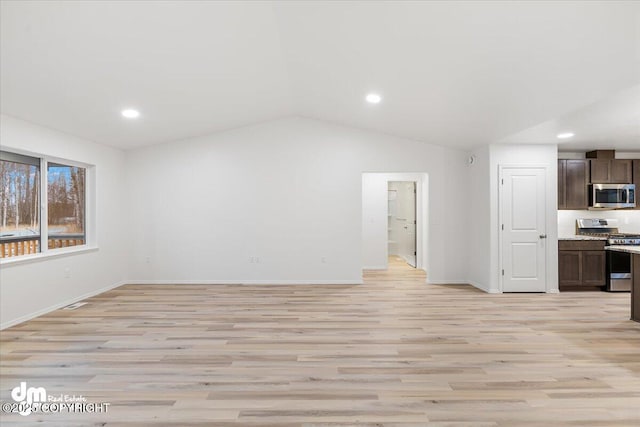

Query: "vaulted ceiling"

xmin=1 ymin=1 xmax=639 ymax=150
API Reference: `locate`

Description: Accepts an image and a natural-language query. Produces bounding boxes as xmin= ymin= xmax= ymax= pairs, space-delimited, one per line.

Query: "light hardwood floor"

xmin=1 ymin=256 xmax=639 ymax=426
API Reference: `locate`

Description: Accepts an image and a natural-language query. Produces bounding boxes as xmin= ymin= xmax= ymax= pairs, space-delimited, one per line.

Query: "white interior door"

xmin=501 ymin=167 xmax=546 ymax=292
xmin=404 ymin=182 xmax=416 ymax=267
xmin=395 ymin=182 xmax=416 ymax=267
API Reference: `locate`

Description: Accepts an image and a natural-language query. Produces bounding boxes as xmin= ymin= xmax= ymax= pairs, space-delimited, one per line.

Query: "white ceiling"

xmin=1 ymin=1 xmax=639 ymax=150
xmin=500 ymin=85 xmax=640 ymax=152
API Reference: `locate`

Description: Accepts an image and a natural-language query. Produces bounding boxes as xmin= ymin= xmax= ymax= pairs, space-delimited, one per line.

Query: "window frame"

xmin=0 ymin=148 xmax=95 ymax=265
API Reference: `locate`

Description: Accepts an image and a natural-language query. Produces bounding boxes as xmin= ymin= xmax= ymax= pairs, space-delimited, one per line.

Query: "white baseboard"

xmin=546 ymin=288 xmax=560 ymax=294
xmin=125 ymin=279 xmax=363 ymax=285
xmin=0 ymin=280 xmax=127 ymax=330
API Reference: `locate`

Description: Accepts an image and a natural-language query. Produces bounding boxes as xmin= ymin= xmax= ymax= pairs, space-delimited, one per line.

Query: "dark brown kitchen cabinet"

xmin=611 ymin=160 xmax=632 ymax=183
xmin=558 ymin=240 xmax=606 ymax=289
xmin=590 ymin=159 xmax=610 ymax=183
xmin=558 ymin=160 xmax=566 ymax=209
xmin=634 ymin=160 xmax=640 ymax=210
xmin=558 ymin=160 xmax=589 ymax=210
xmin=582 ymin=251 xmax=606 ymax=286
xmin=558 ymin=250 xmax=581 ymax=285
xmin=590 ymin=159 xmax=633 ymax=183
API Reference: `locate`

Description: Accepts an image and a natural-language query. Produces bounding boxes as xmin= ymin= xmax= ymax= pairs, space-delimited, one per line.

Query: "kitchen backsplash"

xmin=558 ymin=210 xmax=640 ymax=237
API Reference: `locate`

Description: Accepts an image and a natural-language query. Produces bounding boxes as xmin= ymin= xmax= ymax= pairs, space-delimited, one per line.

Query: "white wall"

xmin=0 ymin=115 xmax=127 ymax=328
xmin=467 ymin=145 xmax=491 ymax=290
xmin=127 ymin=117 xmax=470 ymax=285
xmin=614 ymin=152 xmax=640 ymax=159
xmin=362 ymin=173 xmax=429 ymax=273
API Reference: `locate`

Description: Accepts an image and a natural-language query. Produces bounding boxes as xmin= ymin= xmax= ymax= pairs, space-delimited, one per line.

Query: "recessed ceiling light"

xmin=557 ymin=132 xmax=574 ymax=139
xmin=365 ymin=93 xmax=382 ymax=104
xmin=121 ymin=109 xmax=140 ymax=119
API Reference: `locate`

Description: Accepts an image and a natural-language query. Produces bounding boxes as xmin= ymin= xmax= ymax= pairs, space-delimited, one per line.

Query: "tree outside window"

xmin=1 ymin=151 xmax=88 ymax=258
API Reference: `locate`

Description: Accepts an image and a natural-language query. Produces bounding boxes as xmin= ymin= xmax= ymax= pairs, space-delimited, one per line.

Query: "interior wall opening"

xmin=361 ymin=172 xmax=429 ymax=279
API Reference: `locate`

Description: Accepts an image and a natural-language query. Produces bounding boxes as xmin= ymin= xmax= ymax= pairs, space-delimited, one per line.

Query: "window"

xmin=48 ymin=163 xmax=86 ymax=249
xmin=0 ymin=150 xmax=89 ymax=259
xmin=0 ymin=152 xmax=41 ymax=256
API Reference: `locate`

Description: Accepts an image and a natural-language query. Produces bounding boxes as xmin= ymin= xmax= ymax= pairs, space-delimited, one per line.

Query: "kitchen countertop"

xmin=605 ymin=245 xmax=640 ymax=255
xmin=559 ymin=236 xmax=608 ymax=241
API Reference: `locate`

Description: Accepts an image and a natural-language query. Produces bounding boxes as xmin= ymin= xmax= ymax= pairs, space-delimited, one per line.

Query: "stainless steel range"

xmin=607 ymin=233 xmax=640 ymax=292
xmin=575 ymin=219 xmax=639 ymax=292
xmin=575 ymin=218 xmax=619 ymax=237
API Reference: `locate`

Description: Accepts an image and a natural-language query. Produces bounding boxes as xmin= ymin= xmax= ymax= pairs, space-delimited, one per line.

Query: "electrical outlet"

xmin=64 ymin=267 xmax=71 ymax=278
xmin=145 ymin=256 xmax=151 ymax=264
xmin=321 ymin=257 xmax=327 ymax=264
xmin=255 ymin=257 xmax=261 ymax=264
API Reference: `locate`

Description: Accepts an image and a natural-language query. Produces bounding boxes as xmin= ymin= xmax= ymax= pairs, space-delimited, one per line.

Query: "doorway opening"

xmin=361 ymin=172 xmax=428 ymax=276
xmin=388 ymin=181 xmax=417 ymax=268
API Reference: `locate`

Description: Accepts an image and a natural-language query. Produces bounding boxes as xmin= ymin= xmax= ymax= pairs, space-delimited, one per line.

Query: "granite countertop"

xmin=559 ymin=236 xmax=608 ymax=241
xmin=605 ymin=245 xmax=640 ymax=255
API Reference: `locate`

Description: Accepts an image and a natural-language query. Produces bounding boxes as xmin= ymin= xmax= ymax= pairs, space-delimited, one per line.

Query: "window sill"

xmin=0 ymin=246 xmax=99 ymax=267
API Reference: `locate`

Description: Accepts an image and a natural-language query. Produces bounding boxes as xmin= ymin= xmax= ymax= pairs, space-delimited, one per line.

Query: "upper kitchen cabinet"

xmin=558 ymin=159 xmax=589 ymax=210
xmin=558 ymin=160 xmax=566 ymax=209
xmin=589 ymin=159 xmax=633 ymax=184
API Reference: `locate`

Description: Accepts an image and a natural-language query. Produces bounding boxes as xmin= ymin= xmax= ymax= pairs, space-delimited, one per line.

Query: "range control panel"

xmin=609 ymin=238 xmax=640 ymax=246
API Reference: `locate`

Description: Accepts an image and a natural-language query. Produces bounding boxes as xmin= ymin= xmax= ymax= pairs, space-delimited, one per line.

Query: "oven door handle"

xmin=610 ymin=273 xmax=632 ymax=279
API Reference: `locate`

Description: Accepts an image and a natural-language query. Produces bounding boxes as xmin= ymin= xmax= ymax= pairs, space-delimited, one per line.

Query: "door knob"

xmin=539 ymin=234 xmax=547 ymax=239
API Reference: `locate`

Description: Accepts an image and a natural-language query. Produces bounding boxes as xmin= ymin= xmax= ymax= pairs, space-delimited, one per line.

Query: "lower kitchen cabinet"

xmin=558 ymin=240 xmax=606 ymax=289
xmin=582 ymin=251 xmax=606 ymax=285
xmin=559 ymin=251 xmax=581 ymax=285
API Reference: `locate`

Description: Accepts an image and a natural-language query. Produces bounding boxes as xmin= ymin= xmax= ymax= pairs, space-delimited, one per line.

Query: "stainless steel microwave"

xmin=589 ymin=183 xmax=636 ymax=209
